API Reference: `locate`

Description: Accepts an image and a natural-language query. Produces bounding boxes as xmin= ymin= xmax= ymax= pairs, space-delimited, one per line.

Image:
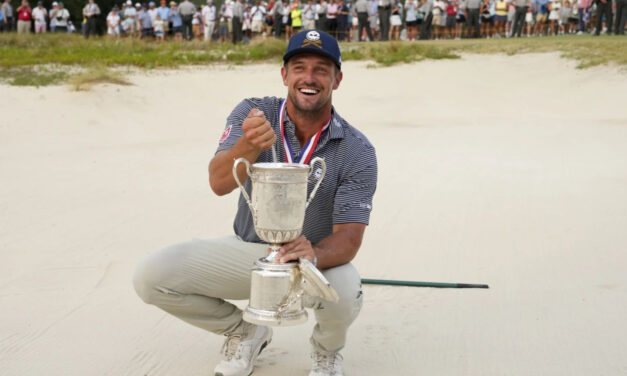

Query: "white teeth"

xmin=300 ymin=88 xmax=318 ymax=94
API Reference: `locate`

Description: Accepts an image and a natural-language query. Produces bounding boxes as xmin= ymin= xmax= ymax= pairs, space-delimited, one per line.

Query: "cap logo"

xmin=306 ymin=31 xmax=320 ymax=41
xmin=302 ymin=31 xmax=323 ymax=49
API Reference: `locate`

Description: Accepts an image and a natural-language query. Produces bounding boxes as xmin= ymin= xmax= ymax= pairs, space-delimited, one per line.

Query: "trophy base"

xmin=243 ymin=306 xmax=308 ymax=327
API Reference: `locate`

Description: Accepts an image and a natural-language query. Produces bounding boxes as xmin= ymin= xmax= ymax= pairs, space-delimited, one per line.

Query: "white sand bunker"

xmin=1 ymin=53 xmax=626 ymax=376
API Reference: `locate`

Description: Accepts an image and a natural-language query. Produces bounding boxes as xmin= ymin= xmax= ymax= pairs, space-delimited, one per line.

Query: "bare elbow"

xmin=209 ymin=175 xmax=232 ymax=196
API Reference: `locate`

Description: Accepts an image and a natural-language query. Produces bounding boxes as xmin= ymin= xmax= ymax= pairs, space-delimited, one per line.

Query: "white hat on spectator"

xmin=126 ymin=0 xmax=132 ymax=4
xmin=52 ymin=1 xmax=58 ymax=5
xmin=135 ymin=2 xmax=140 ymax=6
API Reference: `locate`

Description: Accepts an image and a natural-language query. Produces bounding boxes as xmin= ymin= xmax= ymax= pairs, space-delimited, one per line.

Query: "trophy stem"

xmin=264 ymin=244 xmax=282 ymax=263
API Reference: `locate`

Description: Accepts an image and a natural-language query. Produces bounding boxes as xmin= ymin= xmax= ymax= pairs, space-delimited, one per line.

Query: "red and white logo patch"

xmin=219 ymin=125 xmax=232 ymax=144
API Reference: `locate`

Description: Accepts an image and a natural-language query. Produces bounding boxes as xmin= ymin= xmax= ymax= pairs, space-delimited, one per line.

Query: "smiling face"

xmin=281 ymin=53 xmax=342 ymax=116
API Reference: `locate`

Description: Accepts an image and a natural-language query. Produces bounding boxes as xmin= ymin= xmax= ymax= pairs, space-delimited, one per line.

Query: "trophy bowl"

xmin=233 ymin=158 xmax=326 ymax=249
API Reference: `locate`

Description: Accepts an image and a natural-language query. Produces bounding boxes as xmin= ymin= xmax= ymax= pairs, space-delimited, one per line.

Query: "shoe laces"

xmin=221 ymin=333 xmax=243 ymax=361
xmin=311 ymin=351 xmax=343 ymax=374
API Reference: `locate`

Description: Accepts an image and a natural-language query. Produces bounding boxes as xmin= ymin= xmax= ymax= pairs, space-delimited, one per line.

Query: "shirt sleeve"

xmin=333 ymin=146 xmax=378 ymax=225
xmin=215 ymin=98 xmax=254 ymax=153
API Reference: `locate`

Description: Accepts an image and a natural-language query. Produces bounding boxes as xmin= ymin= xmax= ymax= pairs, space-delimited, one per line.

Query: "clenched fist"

xmin=241 ymin=109 xmax=277 ymax=153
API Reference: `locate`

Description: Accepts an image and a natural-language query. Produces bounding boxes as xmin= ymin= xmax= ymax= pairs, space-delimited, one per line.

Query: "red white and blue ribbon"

xmin=279 ymin=100 xmax=331 ymax=165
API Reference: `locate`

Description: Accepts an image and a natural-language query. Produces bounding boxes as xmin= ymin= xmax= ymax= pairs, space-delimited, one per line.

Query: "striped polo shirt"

xmin=216 ymin=96 xmax=378 ymax=245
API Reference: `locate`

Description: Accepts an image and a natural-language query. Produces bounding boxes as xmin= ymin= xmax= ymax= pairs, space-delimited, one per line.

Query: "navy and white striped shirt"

xmin=216 ymin=96 xmax=378 ymax=245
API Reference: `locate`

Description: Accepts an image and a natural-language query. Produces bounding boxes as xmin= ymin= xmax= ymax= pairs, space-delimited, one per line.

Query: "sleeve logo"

xmin=219 ymin=124 xmax=232 ymax=144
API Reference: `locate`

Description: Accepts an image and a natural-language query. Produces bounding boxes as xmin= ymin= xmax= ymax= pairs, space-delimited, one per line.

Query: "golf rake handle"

xmin=361 ymin=278 xmax=489 ymax=289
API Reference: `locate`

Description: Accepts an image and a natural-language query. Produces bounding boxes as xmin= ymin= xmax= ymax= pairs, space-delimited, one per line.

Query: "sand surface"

xmin=1 ymin=53 xmax=627 ymax=376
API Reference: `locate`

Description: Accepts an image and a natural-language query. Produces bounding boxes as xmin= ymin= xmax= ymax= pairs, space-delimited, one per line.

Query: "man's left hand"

xmin=275 ymin=235 xmax=316 ymax=265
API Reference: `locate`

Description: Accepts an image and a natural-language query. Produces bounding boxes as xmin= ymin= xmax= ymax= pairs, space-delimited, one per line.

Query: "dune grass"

xmin=1 ymin=33 xmax=625 ymax=87
xmin=69 ymin=66 xmax=131 ymax=91
xmin=0 ymin=65 xmax=68 ymax=86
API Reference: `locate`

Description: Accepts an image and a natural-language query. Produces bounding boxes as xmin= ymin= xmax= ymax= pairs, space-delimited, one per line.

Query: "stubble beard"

xmin=288 ymin=90 xmax=332 ymax=121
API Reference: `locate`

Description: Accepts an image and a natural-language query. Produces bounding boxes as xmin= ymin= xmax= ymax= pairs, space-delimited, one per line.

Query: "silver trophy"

xmin=233 ymin=157 xmax=339 ymax=326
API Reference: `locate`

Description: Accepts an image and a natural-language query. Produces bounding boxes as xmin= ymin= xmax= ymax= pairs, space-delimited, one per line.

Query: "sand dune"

xmin=1 ymin=53 xmax=626 ymax=375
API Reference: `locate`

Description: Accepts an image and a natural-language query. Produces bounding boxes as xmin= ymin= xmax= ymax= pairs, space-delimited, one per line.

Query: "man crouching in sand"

xmin=133 ymin=29 xmax=377 ymax=376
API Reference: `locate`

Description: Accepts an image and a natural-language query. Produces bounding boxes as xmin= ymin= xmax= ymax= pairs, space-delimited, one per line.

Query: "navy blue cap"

xmin=283 ymin=30 xmax=342 ymax=70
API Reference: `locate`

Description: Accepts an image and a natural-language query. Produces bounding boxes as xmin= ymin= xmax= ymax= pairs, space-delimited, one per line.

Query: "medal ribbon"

xmin=279 ymin=100 xmax=331 ymax=165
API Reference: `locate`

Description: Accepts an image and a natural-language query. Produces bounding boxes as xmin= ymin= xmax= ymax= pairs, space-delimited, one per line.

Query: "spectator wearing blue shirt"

xmin=0 ymin=7 xmax=4 ymax=31
xmin=169 ymin=1 xmax=183 ymax=39
xmin=533 ymin=0 xmax=549 ymax=34
xmin=156 ymin=0 xmax=170 ymax=34
xmin=138 ymin=3 xmax=153 ymax=37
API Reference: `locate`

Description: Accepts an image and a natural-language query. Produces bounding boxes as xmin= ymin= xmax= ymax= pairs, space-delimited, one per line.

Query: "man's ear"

xmin=333 ymin=69 xmax=343 ymax=90
xmin=281 ymin=65 xmax=288 ymax=86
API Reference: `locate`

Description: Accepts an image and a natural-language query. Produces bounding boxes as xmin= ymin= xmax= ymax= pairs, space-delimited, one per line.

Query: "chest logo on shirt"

xmin=313 ymin=167 xmax=323 ymax=180
xmin=219 ymin=124 xmax=232 ymax=144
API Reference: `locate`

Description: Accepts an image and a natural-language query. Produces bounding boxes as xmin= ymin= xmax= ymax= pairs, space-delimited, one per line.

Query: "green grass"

xmin=1 ymin=33 xmax=625 ymax=87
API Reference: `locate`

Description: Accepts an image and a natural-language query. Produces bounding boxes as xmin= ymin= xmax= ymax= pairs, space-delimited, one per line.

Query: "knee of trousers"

xmin=306 ymin=263 xmax=364 ymax=325
xmin=132 ymin=242 xmax=192 ymax=305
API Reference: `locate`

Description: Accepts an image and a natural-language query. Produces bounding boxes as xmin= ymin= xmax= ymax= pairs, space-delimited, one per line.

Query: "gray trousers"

xmin=466 ymin=8 xmax=480 ymax=38
xmin=133 ymin=236 xmax=363 ymax=352
xmin=512 ymin=6 xmax=527 ymax=37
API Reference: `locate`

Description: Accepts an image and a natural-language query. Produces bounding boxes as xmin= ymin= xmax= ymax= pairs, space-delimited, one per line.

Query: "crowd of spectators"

xmin=1 ymin=0 xmax=625 ymax=39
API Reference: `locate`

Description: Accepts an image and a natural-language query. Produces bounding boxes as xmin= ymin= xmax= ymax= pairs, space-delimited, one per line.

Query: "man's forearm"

xmin=313 ymin=224 xmax=365 ymax=270
xmin=208 ymin=139 xmax=263 ymax=196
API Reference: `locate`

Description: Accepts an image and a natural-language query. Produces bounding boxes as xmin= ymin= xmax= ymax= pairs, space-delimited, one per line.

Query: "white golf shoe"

xmin=309 ymin=349 xmax=344 ymax=376
xmin=214 ymin=322 xmax=272 ymax=376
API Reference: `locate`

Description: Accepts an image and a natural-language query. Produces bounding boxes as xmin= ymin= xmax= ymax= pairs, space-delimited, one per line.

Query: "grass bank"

xmin=1 ymin=33 xmax=625 ymax=87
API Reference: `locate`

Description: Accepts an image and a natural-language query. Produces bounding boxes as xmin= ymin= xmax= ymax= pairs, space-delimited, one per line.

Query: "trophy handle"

xmin=306 ymin=157 xmax=326 ymax=209
xmin=233 ymin=158 xmax=254 ymax=213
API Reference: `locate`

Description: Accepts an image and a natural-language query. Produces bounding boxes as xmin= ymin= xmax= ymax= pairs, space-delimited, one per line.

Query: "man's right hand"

xmin=208 ymin=107 xmax=277 ymax=196
xmin=241 ymin=108 xmax=277 ymax=153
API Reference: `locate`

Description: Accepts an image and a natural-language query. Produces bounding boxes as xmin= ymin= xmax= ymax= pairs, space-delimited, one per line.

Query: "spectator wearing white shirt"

xmin=32 ymin=1 xmax=47 ymax=33
xmin=302 ymin=0 xmax=316 ymax=29
xmin=202 ymin=0 xmax=216 ymax=40
xmin=51 ymin=1 xmax=70 ymax=32
xmin=220 ymin=0 xmax=233 ymax=39
xmin=432 ymin=0 xmax=445 ymax=38
xmin=107 ymin=6 xmax=121 ymax=35
xmin=48 ymin=2 xmax=57 ymax=31
xmin=148 ymin=1 xmax=158 ymax=24
xmin=250 ymin=0 xmax=265 ymax=35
